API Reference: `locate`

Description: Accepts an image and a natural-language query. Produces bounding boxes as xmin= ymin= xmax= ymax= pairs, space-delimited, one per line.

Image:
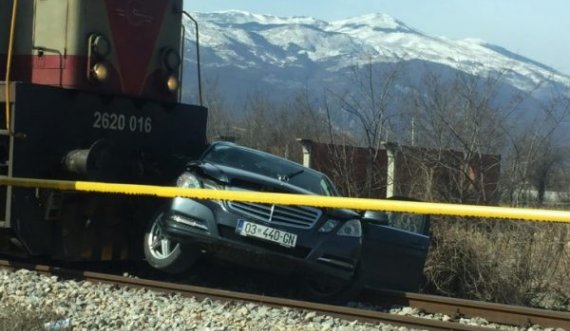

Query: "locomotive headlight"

xmin=166 ymin=74 xmax=179 ymax=93
xmin=91 ymin=62 xmax=109 ymax=82
xmin=162 ymin=48 xmax=181 ymax=71
xmin=92 ymin=35 xmax=111 ymax=58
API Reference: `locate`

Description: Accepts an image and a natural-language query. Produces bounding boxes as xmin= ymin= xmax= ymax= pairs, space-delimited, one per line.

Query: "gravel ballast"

xmin=0 ymin=269 xmax=561 ymax=331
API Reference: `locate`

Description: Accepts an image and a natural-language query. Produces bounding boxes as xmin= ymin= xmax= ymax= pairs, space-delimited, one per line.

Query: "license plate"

xmin=236 ymin=219 xmax=297 ymax=248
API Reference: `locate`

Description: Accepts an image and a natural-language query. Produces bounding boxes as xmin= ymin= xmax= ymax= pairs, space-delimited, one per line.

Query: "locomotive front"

xmin=0 ymin=0 xmax=208 ymax=261
xmin=1 ymin=0 xmax=188 ymax=100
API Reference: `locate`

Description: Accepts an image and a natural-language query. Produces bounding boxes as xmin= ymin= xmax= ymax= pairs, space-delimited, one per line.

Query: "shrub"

xmin=423 ymin=217 xmax=570 ymax=309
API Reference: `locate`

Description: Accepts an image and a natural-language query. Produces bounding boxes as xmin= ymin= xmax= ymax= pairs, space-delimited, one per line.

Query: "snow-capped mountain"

xmin=181 ymin=10 xmax=570 ymax=108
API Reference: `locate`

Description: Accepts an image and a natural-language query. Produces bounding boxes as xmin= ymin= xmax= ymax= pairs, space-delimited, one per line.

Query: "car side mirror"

xmin=362 ymin=210 xmax=389 ymax=225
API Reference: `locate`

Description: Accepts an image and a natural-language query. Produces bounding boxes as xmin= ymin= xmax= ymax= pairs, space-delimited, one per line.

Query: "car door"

xmin=361 ymin=209 xmax=431 ymax=292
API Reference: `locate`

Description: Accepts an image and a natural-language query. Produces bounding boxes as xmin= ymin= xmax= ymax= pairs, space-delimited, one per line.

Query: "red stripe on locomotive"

xmin=103 ymin=0 xmax=170 ymax=96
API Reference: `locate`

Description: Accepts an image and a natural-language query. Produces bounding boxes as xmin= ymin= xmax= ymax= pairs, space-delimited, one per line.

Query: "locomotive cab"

xmin=1 ymin=0 xmax=185 ymax=101
xmin=0 ymin=0 xmax=208 ymax=261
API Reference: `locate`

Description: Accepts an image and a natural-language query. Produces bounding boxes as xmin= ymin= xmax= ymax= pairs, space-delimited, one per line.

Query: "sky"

xmin=187 ymin=0 xmax=569 ymax=75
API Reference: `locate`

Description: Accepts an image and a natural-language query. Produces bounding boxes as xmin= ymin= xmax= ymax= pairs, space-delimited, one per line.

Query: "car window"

xmin=385 ymin=212 xmax=428 ymax=235
xmin=319 ymin=176 xmax=338 ymax=196
xmin=288 ymin=174 xmax=332 ymax=196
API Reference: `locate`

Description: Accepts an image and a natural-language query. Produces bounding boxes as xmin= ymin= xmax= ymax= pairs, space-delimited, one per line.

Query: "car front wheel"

xmin=299 ymin=265 xmax=363 ymax=303
xmin=143 ymin=209 xmax=199 ymax=274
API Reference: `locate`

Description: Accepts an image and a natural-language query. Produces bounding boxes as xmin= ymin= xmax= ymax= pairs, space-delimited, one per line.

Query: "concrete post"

xmin=296 ymin=138 xmax=313 ymax=168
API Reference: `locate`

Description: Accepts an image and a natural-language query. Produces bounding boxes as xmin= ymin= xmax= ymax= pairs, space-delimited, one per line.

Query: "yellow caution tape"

xmin=1 ymin=176 xmax=570 ymax=223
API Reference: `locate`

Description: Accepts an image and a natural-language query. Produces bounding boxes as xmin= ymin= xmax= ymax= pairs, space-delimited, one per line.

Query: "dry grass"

xmin=423 ymin=218 xmax=570 ymax=310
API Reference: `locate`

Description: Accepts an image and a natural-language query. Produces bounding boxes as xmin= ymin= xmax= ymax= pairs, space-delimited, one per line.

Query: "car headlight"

xmin=176 ymin=172 xmax=202 ymax=188
xmin=337 ymin=219 xmax=362 ymax=237
xmin=318 ymin=219 xmax=339 ymax=233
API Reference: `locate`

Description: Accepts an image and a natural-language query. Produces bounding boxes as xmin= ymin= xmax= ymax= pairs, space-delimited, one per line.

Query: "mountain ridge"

xmin=182 ymin=11 xmax=570 ymax=105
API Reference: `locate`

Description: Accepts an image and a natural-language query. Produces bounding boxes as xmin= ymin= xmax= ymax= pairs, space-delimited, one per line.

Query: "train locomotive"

xmin=0 ymin=0 xmax=207 ymax=261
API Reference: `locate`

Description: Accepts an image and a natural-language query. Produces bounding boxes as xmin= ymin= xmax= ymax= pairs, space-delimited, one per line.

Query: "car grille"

xmin=226 ymin=201 xmax=322 ymax=229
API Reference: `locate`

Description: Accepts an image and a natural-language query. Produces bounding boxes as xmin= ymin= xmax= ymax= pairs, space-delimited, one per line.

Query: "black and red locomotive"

xmin=0 ymin=0 xmax=207 ymax=261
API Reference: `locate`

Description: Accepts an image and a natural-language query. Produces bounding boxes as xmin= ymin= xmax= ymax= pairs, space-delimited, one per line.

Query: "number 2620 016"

xmin=93 ymin=111 xmax=152 ymax=133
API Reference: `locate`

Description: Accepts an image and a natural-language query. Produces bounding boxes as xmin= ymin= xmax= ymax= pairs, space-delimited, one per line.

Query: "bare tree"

xmin=325 ymin=60 xmax=404 ymax=197
xmin=201 ymin=79 xmax=237 ymax=141
xmin=237 ymin=90 xmax=331 ymax=162
xmin=501 ymin=90 xmax=570 ymax=207
xmin=401 ymin=70 xmax=510 ymax=203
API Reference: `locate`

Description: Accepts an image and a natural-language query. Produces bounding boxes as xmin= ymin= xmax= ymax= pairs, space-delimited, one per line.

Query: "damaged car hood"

xmin=189 ymin=162 xmax=360 ymax=220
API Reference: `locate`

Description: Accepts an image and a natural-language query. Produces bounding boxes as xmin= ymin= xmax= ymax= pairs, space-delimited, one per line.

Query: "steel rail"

xmin=2 ymin=259 xmax=569 ymax=331
xmin=367 ymin=289 xmax=570 ymax=330
xmin=2 ymin=176 xmax=570 ymax=223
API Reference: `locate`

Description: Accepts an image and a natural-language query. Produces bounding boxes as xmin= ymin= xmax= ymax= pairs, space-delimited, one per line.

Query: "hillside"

xmin=181 ymin=10 xmax=570 ymax=117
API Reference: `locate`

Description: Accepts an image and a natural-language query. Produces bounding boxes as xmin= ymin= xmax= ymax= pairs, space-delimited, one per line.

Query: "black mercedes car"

xmin=144 ymin=142 xmax=431 ymax=300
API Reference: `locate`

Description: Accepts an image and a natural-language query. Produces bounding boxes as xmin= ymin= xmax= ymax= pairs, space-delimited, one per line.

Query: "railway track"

xmin=1 ymin=259 xmax=569 ymax=331
xmin=366 ymin=289 xmax=570 ymax=329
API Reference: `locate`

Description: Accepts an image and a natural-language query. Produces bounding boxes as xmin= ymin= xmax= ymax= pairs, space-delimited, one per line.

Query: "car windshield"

xmin=202 ymin=144 xmax=338 ymax=196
